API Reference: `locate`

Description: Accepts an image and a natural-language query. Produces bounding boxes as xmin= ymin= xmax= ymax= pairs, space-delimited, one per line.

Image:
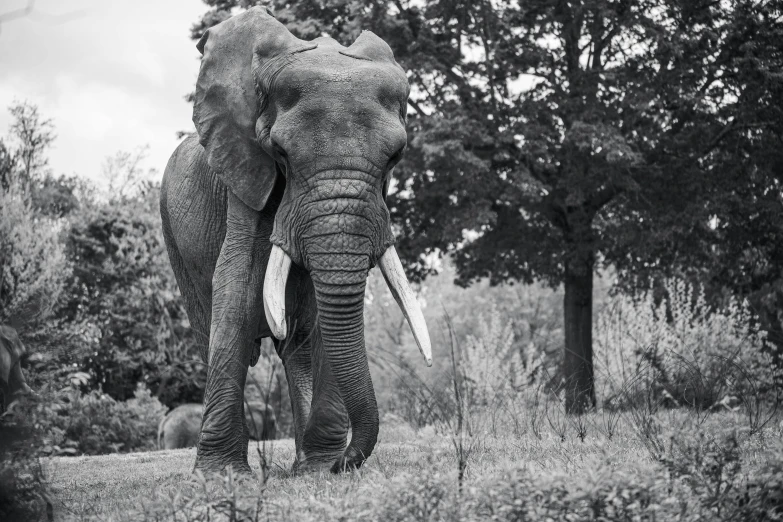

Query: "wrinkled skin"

xmin=158 ymin=402 xmax=276 ymax=450
xmin=0 ymin=324 xmax=33 ymax=412
xmin=160 ymin=8 xmax=411 ymax=473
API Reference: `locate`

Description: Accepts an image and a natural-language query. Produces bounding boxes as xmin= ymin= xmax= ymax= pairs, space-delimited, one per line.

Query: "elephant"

xmin=158 ymin=402 xmax=277 ymax=450
xmin=0 ymin=324 xmax=33 ymax=412
xmin=160 ymin=7 xmax=432 ymax=474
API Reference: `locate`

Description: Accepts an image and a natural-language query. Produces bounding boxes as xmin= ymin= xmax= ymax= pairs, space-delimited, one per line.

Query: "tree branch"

xmin=0 ymin=0 xmax=86 ymax=35
xmin=587 ymin=183 xmax=624 ymax=215
xmin=407 ymin=99 xmax=426 ymax=116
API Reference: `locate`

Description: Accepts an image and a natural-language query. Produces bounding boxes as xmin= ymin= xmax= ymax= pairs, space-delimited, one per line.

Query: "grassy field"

xmin=42 ymin=410 xmax=783 ymax=521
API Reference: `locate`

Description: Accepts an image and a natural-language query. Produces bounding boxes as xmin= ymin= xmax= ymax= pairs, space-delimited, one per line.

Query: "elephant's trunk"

xmin=309 ymin=266 xmax=377 ymax=468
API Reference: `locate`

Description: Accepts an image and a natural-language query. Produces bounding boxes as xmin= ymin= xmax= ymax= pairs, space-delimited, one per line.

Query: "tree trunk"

xmin=563 ymin=252 xmax=596 ymax=414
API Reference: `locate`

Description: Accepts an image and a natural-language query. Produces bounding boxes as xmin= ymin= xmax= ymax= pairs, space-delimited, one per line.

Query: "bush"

xmin=460 ymin=305 xmax=520 ymax=406
xmin=26 ymin=183 xmax=207 ymax=407
xmin=0 ymin=402 xmax=51 ymax=522
xmin=734 ymin=451 xmax=783 ymax=521
xmin=387 ymin=305 xmax=548 ymax=435
xmin=33 ymin=383 xmax=167 ymax=455
xmin=474 ymin=465 xmax=694 ymax=521
xmin=595 ymin=277 xmax=781 ymax=409
xmin=0 ymin=186 xmax=69 ymax=324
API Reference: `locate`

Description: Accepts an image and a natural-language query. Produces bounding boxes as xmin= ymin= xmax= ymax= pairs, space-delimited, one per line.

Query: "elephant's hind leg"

xmin=272 ymin=326 xmax=314 ymax=467
xmin=163 ymin=235 xmax=211 ymax=362
xmin=160 ymin=175 xmax=212 ymax=362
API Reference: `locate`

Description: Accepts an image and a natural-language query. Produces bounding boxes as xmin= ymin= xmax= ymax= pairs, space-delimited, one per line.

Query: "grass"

xmin=41 ymin=409 xmax=783 ymax=521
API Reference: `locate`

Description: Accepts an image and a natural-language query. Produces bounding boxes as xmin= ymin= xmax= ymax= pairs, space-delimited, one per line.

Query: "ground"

xmin=43 ymin=411 xmax=783 ymax=521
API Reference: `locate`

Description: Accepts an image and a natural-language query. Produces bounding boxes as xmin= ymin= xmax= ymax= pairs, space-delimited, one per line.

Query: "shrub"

xmin=663 ymin=432 xmax=743 ymax=517
xmin=595 ymin=277 xmax=781 ymax=410
xmin=376 ymin=467 xmax=455 ymax=522
xmin=733 ymin=450 xmax=783 ymax=521
xmin=0 ymin=399 xmax=51 ymax=522
xmin=370 ymin=460 xmax=702 ymax=522
xmin=386 ymin=305 xmax=548 ymax=437
xmin=475 ymin=465 xmax=693 ymax=521
xmin=33 ymin=383 xmax=167 ymax=455
xmin=366 ymin=260 xmax=562 ymax=423
xmin=0 ymin=186 xmax=69 ymax=324
xmin=29 ymin=183 xmax=207 ymax=407
xmin=460 ymin=305 xmax=520 ymax=406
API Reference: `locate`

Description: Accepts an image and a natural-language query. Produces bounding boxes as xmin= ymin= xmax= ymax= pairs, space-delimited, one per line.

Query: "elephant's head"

xmin=193 ymin=7 xmax=431 ymax=466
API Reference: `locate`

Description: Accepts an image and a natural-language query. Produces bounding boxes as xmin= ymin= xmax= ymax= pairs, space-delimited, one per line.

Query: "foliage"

xmin=51 ymin=183 xmax=205 ymax=405
xmin=371 ymin=431 xmax=783 ymax=522
xmin=595 ymin=277 xmax=781 ymax=409
xmin=0 ymin=187 xmax=69 ymax=325
xmin=31 ymin=383 xmax=168 ymax=456
xmin=366 ymin=259 xmax=562 ymax=421
xmin=0 ymin=100 xmax=205 ymax=409
xmin=460 ymin=305 xmax=545 ymax=409
xmin=3 ymin=100 xmax=55 ymax=193
xmin=0 ymin=395 xmax=52 ymax=521
xmin=734 ymin=452 xmax=783 ymax=522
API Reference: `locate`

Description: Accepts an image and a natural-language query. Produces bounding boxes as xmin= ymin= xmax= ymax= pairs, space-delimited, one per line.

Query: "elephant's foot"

xmin=297 ymin=421 xmax=348 ymax=473
xmin=194 ymin=454 xmax=253 ymax=475
xmin=329 ymin=446 xmax=367 ymax=474
xmin=291 ymin=449 xmax=344 ymax=474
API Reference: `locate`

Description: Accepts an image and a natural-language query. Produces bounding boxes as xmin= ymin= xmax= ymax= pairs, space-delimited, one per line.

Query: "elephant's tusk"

xmin=263 ymin=245 xmax=291 ymax=339
xmin=378 ymin=246 xmax=433 ymax=366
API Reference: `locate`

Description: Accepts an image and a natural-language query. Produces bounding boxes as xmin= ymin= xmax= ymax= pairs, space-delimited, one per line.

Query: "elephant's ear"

xmin=340 ymin=31 xmax=397 ymax=64
xmin=194 ymin=7 xmax=313 ymax=211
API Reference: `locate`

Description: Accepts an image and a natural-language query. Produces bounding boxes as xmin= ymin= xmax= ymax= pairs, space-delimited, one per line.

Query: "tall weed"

xmin=595 ymin=278 xmax=780 ymax=410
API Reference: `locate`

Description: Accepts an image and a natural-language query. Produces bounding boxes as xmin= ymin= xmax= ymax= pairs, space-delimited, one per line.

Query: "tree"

xmin=6 ymin=101 xmax=55 ymax=194
xmin=0 ymin=103 xmax=70 ymax=326
xmin=603 ymin=1 xmax=783 ymax=356
xmin=190 ymin=0 xmax=783 ymax=412
xmin=1 ymin=101 xmax=79 ymax=217
xmin=23 ymin=179 xmax=206 ymax=406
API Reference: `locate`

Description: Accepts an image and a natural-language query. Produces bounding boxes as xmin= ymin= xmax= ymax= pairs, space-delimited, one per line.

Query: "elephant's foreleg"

xmin=195 ymin=193 xmax=269 ymax=473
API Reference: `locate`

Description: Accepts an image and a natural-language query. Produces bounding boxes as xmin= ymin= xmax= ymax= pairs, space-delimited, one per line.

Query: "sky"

xmin=0 ymin=0 xmax=206 ymax=185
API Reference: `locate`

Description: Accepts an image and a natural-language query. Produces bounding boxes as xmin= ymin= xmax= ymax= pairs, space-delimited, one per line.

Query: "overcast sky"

xmin=0 ymin=0 xmax=206 ymax=185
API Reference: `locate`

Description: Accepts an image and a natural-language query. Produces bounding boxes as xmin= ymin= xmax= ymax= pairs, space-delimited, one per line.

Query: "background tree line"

xmin=0 ymin=101 xmax=205 ymax=409
xmin=191 ymin=0 xmax=783 ymax=412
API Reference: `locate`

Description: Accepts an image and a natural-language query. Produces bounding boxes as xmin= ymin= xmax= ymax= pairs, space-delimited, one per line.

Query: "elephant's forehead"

xmin=277 ymin=53 xmax=407 ymax=101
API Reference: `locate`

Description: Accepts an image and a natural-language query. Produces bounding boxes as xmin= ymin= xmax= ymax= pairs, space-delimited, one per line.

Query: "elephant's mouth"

xmin=262 ymin=244 xmax=433 ymax=366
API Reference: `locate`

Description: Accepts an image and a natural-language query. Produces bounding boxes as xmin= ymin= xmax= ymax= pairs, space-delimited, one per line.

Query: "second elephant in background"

xmin=158 ymin=402 xmax=276 ymax=450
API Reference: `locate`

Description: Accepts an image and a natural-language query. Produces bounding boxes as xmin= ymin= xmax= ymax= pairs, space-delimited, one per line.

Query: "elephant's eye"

xmin=271 ymin=142 xmax=289 ymax=176
xmin=272 ymin=142 xmax=288 ymax=161
xmin=386 ymin=146 xmax=405 ymax=171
